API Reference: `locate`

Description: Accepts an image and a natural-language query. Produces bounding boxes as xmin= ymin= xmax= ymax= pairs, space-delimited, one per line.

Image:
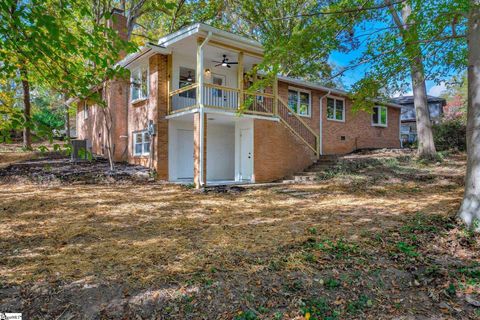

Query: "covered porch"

xmin=166 ymin=35 xmax=278 ymax=117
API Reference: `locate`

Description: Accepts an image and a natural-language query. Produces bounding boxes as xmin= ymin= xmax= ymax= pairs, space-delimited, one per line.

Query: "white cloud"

xmin=391 ymin=90 xmax=413 ymax=98
xmin=428 ymin=82 xmax=447 ymax=97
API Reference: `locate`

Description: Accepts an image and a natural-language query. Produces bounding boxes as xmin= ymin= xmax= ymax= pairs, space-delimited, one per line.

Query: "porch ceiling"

xmin=169 ymin=37 xmax=262 ymax=71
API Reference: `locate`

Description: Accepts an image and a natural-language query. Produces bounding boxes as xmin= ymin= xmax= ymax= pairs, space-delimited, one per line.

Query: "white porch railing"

xmin=169 ymin=83 xmax=275 ymax=116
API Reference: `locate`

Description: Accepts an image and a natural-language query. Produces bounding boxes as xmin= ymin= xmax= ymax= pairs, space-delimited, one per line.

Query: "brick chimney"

xmin=108 ymin=8 xmax=128 ymax=58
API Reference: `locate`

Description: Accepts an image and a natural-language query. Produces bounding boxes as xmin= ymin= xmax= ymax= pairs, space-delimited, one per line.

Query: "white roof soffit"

xmin=117 ymin=43 xmax=170 ymax=68
xmin=157 ymin=23 xmax=264 ymax=55
xmin=278 ymin=75 xmax=402 ymax=109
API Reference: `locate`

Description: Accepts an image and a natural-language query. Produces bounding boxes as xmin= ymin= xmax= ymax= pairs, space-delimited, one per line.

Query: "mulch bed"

xmin=0 ymin=156 xmax=154 ymax=185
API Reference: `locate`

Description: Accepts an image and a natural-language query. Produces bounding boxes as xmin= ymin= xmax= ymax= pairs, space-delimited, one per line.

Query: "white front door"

xmin=239 ymin=128 xmax=253 ymax=181
xmin=176 ymin=129 xmax=194 ymax=179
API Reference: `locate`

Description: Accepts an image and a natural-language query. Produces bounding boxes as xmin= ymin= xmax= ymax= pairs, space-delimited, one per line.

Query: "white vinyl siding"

xmin=326 ymin=97 xmax=345 ymax=122
xmin=131 ymin=64 xmax=149 ymax=102
xmin=133 ymin=130 xmax=151 ymax=156
xmin=372 ymin=106 xmax=388 ymax=127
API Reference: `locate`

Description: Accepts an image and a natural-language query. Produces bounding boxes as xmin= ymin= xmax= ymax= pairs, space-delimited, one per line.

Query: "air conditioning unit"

xmin=71 ymin=139 xmax=90 ymax=161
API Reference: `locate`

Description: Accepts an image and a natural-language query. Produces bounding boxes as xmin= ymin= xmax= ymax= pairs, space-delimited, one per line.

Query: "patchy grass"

xmin=0 ymin=149 xmax=478 ymax=319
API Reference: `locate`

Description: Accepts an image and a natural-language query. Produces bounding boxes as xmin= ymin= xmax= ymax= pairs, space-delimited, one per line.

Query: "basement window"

xmin=133 ymin=130 xmax=150 ymax=156
xmin=131 ymin=64 xmax=149 ymax=102
xmin=372 ymin=106 xmax=388 ymax=127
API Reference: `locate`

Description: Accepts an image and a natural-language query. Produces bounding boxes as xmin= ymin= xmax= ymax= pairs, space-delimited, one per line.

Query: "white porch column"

xmin=195 ymin=32 xmax=212 ymax=188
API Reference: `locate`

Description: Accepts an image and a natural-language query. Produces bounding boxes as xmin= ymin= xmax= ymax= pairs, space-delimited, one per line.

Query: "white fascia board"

xmin=157 ymin=23 xmax=264 ymax=55
xmin=117 ymin=44 xmax=170 ymax=68
xmin=278 ymin=75 xmax=402 ymax=109
xmin=197 ymin=24 xmax=263 ymax=53
xmin=158 ymin=24 xmax=201 ymax=47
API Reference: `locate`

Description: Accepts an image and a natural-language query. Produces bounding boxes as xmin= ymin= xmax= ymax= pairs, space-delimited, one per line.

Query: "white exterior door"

xmin=176 ymin=129 xmax=194 ymax=179
xmin=239 ymin=128 xmax=253 ymax=181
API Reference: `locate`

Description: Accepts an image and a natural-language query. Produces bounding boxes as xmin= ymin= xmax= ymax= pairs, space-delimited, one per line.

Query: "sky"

xmin=327 ymin=22 xmax=449 ymax=98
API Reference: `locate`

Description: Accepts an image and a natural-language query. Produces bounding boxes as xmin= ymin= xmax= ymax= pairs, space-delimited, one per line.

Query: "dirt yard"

xmin=0 ymin=149 xmax=479 ymax=319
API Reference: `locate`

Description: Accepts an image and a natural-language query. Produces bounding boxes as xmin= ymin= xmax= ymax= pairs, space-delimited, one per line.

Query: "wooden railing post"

xmin=237 ymin=51 xmax=244 ymax=109
xmin=167 ymin=54 xmax=172 ymax=114
xmin=273 ymin=75 xmax=278 ymax=115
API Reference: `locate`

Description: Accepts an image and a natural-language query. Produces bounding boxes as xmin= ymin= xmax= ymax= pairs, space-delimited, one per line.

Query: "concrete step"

xmin=294 ymin=175 xmax=317 ymax=182
xmin=294 ymin=171 xmax=318 ymax=176
xmin=282 ymin=155 xmax=340 ymax=184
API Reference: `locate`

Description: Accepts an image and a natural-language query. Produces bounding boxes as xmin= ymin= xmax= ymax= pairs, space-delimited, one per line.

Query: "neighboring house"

xmin=392 ymin=95 xmax=447 ymax=144
xmin=76 ymin=11 xmax=402 ymax=188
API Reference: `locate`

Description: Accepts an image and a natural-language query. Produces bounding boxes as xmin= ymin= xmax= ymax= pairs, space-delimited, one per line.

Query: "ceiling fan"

xmin=180 ymin=70 xmax=194 ymax=82
xmin=213 ymin=55 xmax=238 ymax=68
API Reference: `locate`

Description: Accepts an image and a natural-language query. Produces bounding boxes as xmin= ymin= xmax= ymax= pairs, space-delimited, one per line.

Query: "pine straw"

xmin=0 ymin=153 xmax=467 ymax=286
xmin=0 ymin=151 xmax=478 ymax=318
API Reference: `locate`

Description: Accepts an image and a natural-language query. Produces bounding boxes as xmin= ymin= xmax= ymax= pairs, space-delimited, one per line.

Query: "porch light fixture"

xmin=186 ymin=71 xmax=193 ymax=82
xmin=205 ymin=68 xmax=211 ymax=74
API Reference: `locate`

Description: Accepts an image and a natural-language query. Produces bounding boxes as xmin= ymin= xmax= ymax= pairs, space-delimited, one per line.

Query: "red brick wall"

xmin=127 ymin=54 xmax=169 ymax=179
xmin=321 ymin=96 xmax=401 ymax=154
xmin=76 ymin=83 xmax=128 ymax=162
xmin=253 ymin=119 xmax=316 ymax=182
xmin=278 ymin=80 xmax=401 ymax=155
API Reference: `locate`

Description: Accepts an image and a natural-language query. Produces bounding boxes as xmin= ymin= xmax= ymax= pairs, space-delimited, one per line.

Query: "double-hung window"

xmin=131 ymin=64 xmax=149 ymax=102
xmin=288 ymin=88 xmax=311 ymax=117
xmin=372 ymin=106 xmax=388 ymax=127
xmin=133 ymin=131 xmax=150 ymax=156
xmin=326 ymin=97 xmax=345 ymax=122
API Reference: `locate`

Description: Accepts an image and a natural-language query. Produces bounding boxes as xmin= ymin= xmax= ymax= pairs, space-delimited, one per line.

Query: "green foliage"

xmin=0 ymin=0 xmax=136 ymax=142
xmin=234 ymin=310 xmax=258 ymax=320
xmin=301 ymin=298 xmax=339 ymax=320
xmin=324 ymin=277 xmax=341 ymax=289
xmin=395 ymin=241 xmax=419 ymax=257
xmin=433 ymin=119 xmax=467 ymax=152
xmin=307 ymin=238 xmax=358 ymax=259
xmin=445 ymin=283 xmax=457 ymax=296
xmin=346 ymin=295 xmax=372 ymax=314
xmin=226 ymin=0 xmax=345 ymax=86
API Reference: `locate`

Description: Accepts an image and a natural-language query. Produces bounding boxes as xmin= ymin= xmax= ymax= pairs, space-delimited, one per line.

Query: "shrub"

xmin=433 ymin=119 xmax=466 ymax=151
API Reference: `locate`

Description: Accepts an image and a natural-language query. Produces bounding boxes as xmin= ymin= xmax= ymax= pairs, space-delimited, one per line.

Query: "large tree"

xmin=0 ymin=0 xmax=134 ymax=152
xmin=458 ymin=0 xmax=480 ymax=230
xmin=334 ymin=0 xmax=466 ymax=159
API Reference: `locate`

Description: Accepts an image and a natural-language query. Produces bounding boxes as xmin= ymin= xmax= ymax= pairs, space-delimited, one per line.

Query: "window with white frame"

xmin=372 ymin=106 xmax=388 ymax=127
xmin=326 ymin=97 xmax=345 ymax=121
xmin=133 ymin=130 xmax=150 ymax=156
xmin=131 ymin=64 xmax=149 ymax=102
xmin=288 ymin=88 xmax=311 ymax=116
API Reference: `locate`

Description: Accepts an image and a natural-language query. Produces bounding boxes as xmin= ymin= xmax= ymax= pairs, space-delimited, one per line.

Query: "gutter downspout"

xmin=198 ymin=31 xmax=212 ymax=188
xmin=319 ymin=90 xmax=331 ymax=156
xmin=399 ymin=109 xmax=403 ymax=148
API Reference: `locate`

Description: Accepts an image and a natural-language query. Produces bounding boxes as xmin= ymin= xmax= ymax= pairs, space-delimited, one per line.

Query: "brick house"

xmin=76 ymin=12 xmax=402 ymax=188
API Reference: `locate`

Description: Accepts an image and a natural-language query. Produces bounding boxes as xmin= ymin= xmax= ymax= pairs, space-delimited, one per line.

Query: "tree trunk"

xmin=386 ymin=0 xmax=437 ymax=159
xmin=65 ymin=105 xmax=71 ymax=140
xmin=102 ymin=81 xmax=115 ymax=171
xmin=458 ymin=0 xmax=480 ymax=230
xmin=399 ymin=3 xmax=436 ymax=159
xmin=410 ymin=56 xmax=437 ymax=159
xmin=20 ymin=67 xmax=32 ymax=150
